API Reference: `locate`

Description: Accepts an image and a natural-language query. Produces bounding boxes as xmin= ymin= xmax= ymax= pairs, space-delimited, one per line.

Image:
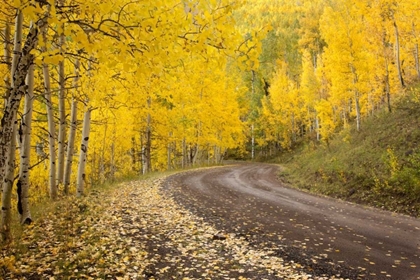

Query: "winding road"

xmin=164 ymin=163 xmax=420 ymax=279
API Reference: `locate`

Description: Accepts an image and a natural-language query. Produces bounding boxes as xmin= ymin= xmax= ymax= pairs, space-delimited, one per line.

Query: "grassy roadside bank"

xmin=275 ymin=87 xmax=420 ymax=218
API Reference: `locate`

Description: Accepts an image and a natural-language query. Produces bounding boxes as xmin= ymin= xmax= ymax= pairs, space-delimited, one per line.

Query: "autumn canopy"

xmin=1 ymin=0 xmax=418 ymax=242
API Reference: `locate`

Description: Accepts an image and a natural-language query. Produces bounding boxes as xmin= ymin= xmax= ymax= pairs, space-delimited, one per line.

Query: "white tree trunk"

xmin=167 ymin=142 xmax=171 ymax=170
xmin=192 ymin=144 xmax=200 ymax=166
xmin=384 ymin=61 xmax=391 ymax=113
xmin=316 ymin=114 xmax=320 ymax=141
xmin=394 ymin=21 xmax=405 ymax=88
xmin=57 ymin=19 xmax=66 ymax=186
xmin=76 ymin=109 xmax=91 ymax=197
xmin=251 ymin=70 xmax=255 ymax=160
xmin=63 ymin=60 xmax=79 ymax=193
xmin=143 ymin=96 xmax=152 ymax=173
xmin=63 ymin=99 xmax=77 ymax=194
xmin=415 ymin=43 xmax=420 ymax=80
xmin=355 ymin=93 xmax=361 ymax=132
xmin=1 ymin=23 xmax=11 ymax=187
xmin=18 ymin=62 xmax=34 ymax=225
xmin=41 ymin=26 xmax=57 ymax=199
xmin=3 ymin=22 xmax=11 ymax=107
xmin=0 ymin=10 xmax=47 ymax=243
xmin=1 ymin=10 xmax=23 ymax=242
xmin=182 ymin=137 xmax=186 ymax=169
xmin=214 ymin=145 xmax=220 ymax=164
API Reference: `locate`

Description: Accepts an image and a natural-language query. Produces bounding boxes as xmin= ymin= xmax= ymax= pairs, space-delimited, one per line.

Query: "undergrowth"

xmin=276 ymin=84 xmax=420 ymax=217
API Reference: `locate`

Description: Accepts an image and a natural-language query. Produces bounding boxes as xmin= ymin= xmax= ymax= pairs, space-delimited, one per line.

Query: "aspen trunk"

xmin=63 ymin=60 xmax=79 ymax=193
xmin=99 ymin=122 xmax=107 ymax=182
xmin=3 ymin=22 xmax=11 ymax=107
xmin=141 ymin=146 xmax=146 ymax=174
xmin=415 ymin=43 xmax=420 ymax=80
xmin=192 ymin=145 xmax=200 ymax=166
xmin=251 ymin=70 xmax=255 ymax=160
xmin=1 ymin=22 xmax=11 ymax=186
xmin=167 ymin=143 xmax=171 ymax=170
xmin=214 ymin=145 xmax=221 ymax=164
xmin=76 ymin=109 xmax=91 ymax=197
xmin=0 ymin=19 xmax=43 ymax=241
xmin=144 ymin=125 xmax=151 ymax=173
xmin=63 ymin=99 xmax=77 ymax=194
xmin=144 ymin=96 xmax=152 ymax=173
xmin=1 ymin=10 xmax=23 ymax=242
xmin=131 ymin=137 xmax=136 ymax=172
xmin=350 ymin=63 xmax=361 ymax=131
xmin=167 ymin=133 xmax=172 ymax=170
xmin=207 ymin=149 xmax=210 ymax=165
xmin=182 ymin=137 xmax=186 ymax=169
xmin=315 ymin=114 xmax=320 ymax=141
xmin=57 ymin=19 xmax=66 ymax=186
xmin=355 ymin=93 xmax=361 ymax=131
xmin=1 ymin=122 xmax=17 ymax=242
xmin=41 ymin=39 xmax=57 ymax=199
xmin=38 ymin=10 xmax=57 ymax=198
xmin=291 ymin=112 xmax=296 ymax=143
xmin=394 ymin=21 xmax=405 ymax=88
xmin=18 ymin=63 xmax=34 ymax=225
xmin=110 ymin=142 xmax=115 ymax=181
xmin=385 ymin=62 xmax=392 ymax=113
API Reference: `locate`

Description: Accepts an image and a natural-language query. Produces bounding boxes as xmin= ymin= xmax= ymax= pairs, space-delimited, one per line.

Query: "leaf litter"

xmin=1 ymin=176 xmax=347 ymax=279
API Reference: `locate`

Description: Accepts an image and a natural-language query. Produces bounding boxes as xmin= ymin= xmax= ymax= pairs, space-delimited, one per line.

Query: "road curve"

xmin=164 ymin=163 xmax=420 ymax=280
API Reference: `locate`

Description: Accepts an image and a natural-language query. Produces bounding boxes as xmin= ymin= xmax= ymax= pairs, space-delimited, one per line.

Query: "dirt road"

xmin=164 ymin=163 xmax=420 ymax=279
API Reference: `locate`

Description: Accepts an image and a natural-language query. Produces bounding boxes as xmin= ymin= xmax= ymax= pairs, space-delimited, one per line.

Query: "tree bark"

xmin=394 ymin=21 xmax=405 ymax=88
xmin=415 ymin=43 xmax=420 ymax=80
xmin=63 ymin=99 xmax=77 ymax=194
xmin=57 ymin=15 xmax=66 ymax=186
xmin=1 ymin=10 xmax=23 ymax=242
xmin=18 ymin=62 xmax=34 ymax=225
xmin=182 ymin=137 xmax=186 ymax=169
xmin=251 ymin=70 xmax=255 ymax=160
xmin=41 ymin=26 xmax=57 ymax=199
xmin=144 ymin=123 xmax=151 ymax=173
xmin=131 ymin=137 xmax=137 ymax=172
xmin=167 ymin=140 xmax=172 ymax=170
xmin=110 ymin=142 xmax=115 ymax=181
xmin=76 ymin=109 xmax=91 ymax=197
xmin=63 ymin=60 xmax=79 ymax=193
xmin=315 ymin=113 xmax=320 ymax=141
xmin=385 ymin=62 xmax=392 ymax=113
xmin=144 ymin=96 xmax=152 ymax=173
xmin=350 ymin=64 xmax=361 ymax=131
xmin=0 ymin=8 xmax=47 ymax=243
xmin=3 ymin=22 xmax=11 ymax=107
xmin=355 ymin=93 xmax=361 ymax=131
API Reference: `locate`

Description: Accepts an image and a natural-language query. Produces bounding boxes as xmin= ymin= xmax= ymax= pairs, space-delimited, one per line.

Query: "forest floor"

xmin=1 ymin=173 xmax=321 ymax=280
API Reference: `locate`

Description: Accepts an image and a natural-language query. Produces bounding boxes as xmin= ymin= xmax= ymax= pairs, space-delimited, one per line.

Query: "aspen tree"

xmin=63 ymin=60 xmax=79 ymax=194
xmin=40 ymin=16 xmax=57 ymax=199
xmin=17 ymin=61 xmax=34 ymax=225
xmin=394 ymin=21 xmax=405 ymax=88
xmin=76 ymin=108 xmax=91 ymax=197
xmin=56 ymin=0 xmax=66 ymax=185
xmin=0 ymin=0 xmax=51 ymax=240
xmin=1 ymin=9 xmax=23 ymax=242
xmin=3 ymin=22 xmax=11 ymax=107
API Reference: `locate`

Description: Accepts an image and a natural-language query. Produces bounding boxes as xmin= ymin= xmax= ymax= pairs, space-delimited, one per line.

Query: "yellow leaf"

xmin=13 ymin=0 xmax=21 ymax=8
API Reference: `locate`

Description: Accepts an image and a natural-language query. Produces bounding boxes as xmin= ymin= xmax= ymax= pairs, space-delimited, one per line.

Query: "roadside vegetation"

xmin=276 ymin=84 xmax=420 ymax=217
xmin=1 ymin=173 xmax=316 ymax=279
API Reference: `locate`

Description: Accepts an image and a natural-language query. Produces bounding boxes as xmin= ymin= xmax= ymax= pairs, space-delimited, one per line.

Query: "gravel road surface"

xmin=164 ymin=163 xmax=420 ymax=279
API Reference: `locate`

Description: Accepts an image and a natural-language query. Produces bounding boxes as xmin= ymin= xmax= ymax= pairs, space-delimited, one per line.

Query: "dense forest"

xmin=1 ymin=0 xmax=419 ymax=242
